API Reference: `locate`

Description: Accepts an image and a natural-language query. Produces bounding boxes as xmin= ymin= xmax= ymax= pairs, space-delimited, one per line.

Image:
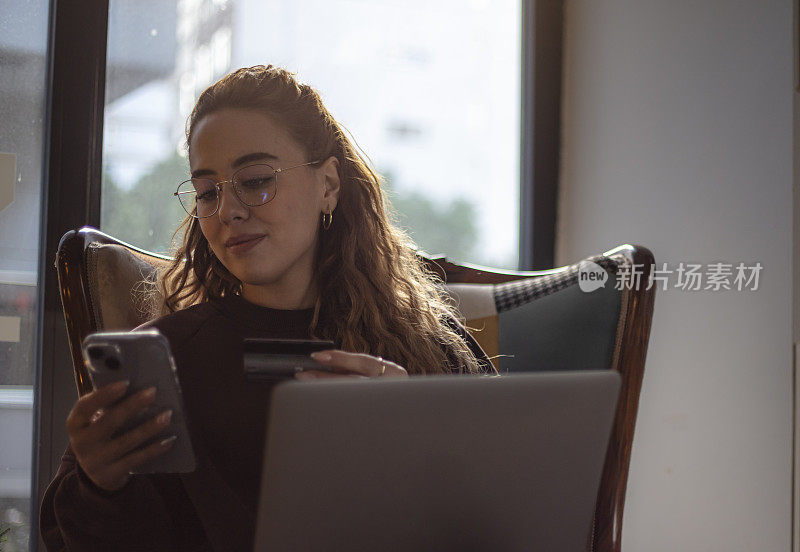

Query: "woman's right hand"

xmin=66 ymin=381 xmax=175 ymax=492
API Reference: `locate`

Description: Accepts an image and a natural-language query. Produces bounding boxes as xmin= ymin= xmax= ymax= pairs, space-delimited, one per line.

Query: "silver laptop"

xmin=254 ymin=371 xmax=620 ymax=552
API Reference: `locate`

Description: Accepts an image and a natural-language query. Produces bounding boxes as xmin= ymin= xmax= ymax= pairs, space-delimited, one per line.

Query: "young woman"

xmin=40 ymin=65 xmax=494 ymax=551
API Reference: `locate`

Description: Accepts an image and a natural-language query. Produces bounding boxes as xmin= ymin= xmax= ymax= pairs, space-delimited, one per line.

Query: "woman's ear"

xmin=320 ymin=156 xmax=341 ymax=211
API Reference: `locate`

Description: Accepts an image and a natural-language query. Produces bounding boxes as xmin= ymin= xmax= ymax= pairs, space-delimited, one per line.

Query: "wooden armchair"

xmin=56 ymin=225 xmax=655 ymax=552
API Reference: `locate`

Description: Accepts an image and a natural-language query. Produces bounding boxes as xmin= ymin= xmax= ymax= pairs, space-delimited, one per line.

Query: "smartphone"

xmin=243 ymin=338 xmax=336 ymax=382
xmin=82 ymin=329 xmax=196 ymax=473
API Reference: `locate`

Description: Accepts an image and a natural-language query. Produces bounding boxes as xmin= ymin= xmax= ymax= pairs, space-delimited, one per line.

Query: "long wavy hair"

xmin=153 ymin=65 xmax=481 ymax=375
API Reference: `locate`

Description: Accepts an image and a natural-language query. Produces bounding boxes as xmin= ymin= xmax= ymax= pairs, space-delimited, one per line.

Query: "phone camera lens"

xmin=87 ymin=346 xmax=104 ymax=361
xmin=104 ymin=356 xmax=121 ymax=370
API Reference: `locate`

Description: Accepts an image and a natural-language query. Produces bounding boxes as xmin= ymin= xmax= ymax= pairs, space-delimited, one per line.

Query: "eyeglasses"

xmin=174 ymin=160 xmax=321 ymax=219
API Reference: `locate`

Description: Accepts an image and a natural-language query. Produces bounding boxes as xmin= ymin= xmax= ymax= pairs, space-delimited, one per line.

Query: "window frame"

xmin=519 ymin=0 xmax=563 ymax=270
xmin=32 ymin=0 xmax=109 ymax=548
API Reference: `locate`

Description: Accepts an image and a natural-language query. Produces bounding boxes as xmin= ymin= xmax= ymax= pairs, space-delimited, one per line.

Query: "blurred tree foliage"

xmin=101 ymin=154 xmax=478 ymax=262
xmin=383 ymin=175 xmax=478 ymax=262
xmin=101 ymin=154 xmax=189 ymax=254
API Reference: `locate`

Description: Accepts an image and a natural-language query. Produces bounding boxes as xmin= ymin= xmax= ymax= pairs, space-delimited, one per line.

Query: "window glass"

xmin=102 ymin=0 xmax=520 ymax=268
xmin=0 ymin=0 xmax=51 ymax=549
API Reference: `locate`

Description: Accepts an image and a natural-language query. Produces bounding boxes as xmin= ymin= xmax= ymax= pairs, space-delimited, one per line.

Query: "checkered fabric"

xmin=493 ymin=254 xmax=626 ymax=314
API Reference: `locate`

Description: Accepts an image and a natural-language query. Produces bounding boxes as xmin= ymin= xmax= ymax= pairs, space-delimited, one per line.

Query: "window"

xmin=101 ymin=0 xmax=521 ymax=269
xmin=0 ymin=0 xmax=51 ymax=549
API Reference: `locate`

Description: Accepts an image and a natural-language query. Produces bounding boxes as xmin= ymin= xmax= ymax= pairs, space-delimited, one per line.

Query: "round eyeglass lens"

xmin=177 ymin=179 xmax=218 ymax=218
xmin=234 ymin=165 xmax=278 ymax=206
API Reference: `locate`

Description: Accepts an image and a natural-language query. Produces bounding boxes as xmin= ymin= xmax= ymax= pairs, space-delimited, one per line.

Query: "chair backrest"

xmin=439 ymin=252 xmax=629 ymax=374
xmin=56 ymin=227 xmax=171 ymax=394
xmin=56 ymin=226 xmax=655 ymax=552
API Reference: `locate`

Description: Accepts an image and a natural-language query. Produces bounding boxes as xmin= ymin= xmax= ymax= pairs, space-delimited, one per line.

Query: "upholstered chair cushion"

xmin=85 ymin=243 xmax=168 ymax=331
xmin=445 ymin=254 xmax=629 ymax=374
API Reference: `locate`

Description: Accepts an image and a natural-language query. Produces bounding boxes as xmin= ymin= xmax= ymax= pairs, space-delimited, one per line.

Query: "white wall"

xmin=557 ymin=1 xmax=794 ymax=550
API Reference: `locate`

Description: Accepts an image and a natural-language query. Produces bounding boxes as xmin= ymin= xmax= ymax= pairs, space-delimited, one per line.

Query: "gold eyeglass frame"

xmin=174 ymin=160 xmax=321 ymax=219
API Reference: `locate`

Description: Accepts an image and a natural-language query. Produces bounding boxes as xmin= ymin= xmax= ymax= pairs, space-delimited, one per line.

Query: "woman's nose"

xmin=216 ymin=181 xmax=249 ymax=223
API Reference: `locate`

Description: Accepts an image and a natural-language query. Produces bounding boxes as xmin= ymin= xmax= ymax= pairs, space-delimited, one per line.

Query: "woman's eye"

xmin=196 ymin=190 xmax=216 ymax=202
xmin=240 ymin=176 xmax=274 ymax=189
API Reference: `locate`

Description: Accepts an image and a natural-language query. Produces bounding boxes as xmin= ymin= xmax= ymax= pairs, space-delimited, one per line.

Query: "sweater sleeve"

xmin=40 ymin=443 xmax=177 ymax=551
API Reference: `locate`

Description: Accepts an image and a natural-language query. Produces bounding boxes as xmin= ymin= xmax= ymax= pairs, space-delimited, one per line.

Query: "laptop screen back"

xmin=254 ymin=371 xmax=620 ymax=552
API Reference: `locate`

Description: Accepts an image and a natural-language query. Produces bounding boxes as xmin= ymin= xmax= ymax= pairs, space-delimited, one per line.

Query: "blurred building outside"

xmin=101 ymin=0 xmax=521 ymax=269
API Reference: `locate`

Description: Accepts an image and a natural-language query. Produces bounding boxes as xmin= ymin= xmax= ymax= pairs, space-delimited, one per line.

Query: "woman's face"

xmin=189 ymin=108 xmax=339 ymax=307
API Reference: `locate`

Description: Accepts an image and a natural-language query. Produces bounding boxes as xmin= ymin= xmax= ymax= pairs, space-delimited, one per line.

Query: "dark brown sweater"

xmin=40 ymin=294 xmax=494 ymax=551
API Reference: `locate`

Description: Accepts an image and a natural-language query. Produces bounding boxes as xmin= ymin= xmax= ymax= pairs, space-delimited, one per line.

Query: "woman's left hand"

xmin=294 ymin=350 xmax=408 ymax=380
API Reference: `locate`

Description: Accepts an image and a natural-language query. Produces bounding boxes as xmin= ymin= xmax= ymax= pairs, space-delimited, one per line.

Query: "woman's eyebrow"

xmin=232 ymin=151 xmax=279 ymax=167
xmin=191 ymin=151 xmax=279 ymax=178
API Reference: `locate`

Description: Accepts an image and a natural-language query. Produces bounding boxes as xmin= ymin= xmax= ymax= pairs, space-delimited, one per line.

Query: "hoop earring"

xmin=322 ymin=209 xmax=333 ymax=230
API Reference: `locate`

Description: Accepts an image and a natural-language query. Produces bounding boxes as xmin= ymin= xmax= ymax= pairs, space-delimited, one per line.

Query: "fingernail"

xmin=111 ymin=380 xmax=130 ymax=393
xmin=157 ymin=410 xmax=173 ymax=425
xmin=310 ymin=352 xmax=332 ymax=362
xmin=160 ymin=435 xmax=177 ymax=447
xmin=142 ymin=387 xmax=156 ymax=400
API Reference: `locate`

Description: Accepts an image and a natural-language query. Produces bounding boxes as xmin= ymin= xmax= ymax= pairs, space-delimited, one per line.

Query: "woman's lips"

xmin=226 ymin=235 xmax=266 ymax=255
